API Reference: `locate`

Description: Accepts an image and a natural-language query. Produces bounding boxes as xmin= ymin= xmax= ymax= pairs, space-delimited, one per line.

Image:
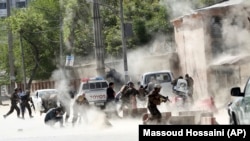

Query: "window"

xmin=96 ymin=82 xmax=101 ymax=89
xmin=0 ymin=3 xmax=6 ymax=9
xmin=82 ymin=84 xmax=89 ymax=90
xmin=16 ymin=1 xmax=26 ymax=8
xmin=210 ymin=16 xmax=222 ymax=38
xmin=211 ymin=40 xmax=223 ymax=57
xmin=101 ymin=82 xmax=108 ymax=88
xmin=90 ymin=83 xmax=95 ymax=89
xmin=244 ymin=79 xmax=250 ymax=96
xmin=82 ymin=81 xmax=108 ymax=90
xmin=145 ymin=73 xmax=171 ymax=84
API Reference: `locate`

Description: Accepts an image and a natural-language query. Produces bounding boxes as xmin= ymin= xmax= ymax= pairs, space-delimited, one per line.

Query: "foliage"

xmin=0 ymin=0 xmax=223 ymax=86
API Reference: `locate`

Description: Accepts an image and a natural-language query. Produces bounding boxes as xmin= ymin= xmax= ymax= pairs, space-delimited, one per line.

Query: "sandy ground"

xmin=0 ymin=99 xmax=229 ymax=141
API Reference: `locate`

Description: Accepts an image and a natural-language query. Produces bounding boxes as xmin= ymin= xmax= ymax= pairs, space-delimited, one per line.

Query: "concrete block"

xmin=178 ymin=110 xmax=205 ymax=124
xmin=178 ymin=111 xmax=214 ymax=124
xmin=123 ymin=108 xmax=148 ymax=118
xmin=162 ymin=112 xmax=172 ymax=120
xmin=168 ymin=115 xmax=196 ymax=125
xmin=200 ymin=116 xmax=217 ymax=125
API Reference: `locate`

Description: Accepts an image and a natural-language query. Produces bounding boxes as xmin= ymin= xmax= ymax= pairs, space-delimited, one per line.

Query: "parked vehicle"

xmin=171 ymin=77 xmax=192 ymax=109
xmin=77 ymin=76 xmax=109 ymax=109
xmin=138 ymin=70 xmax=174 ymax=97
xmin=228 ymin=78 xmax=250 ymax=124
xmin=31 ymin=89 xmax=59 ymax=114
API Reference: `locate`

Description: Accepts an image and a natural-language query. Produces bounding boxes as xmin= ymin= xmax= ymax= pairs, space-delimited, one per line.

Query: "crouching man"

xmin=44 ymin=107 xmax=65 ymax=128
xmin=144 ymin=84 xmax=169 ymax=124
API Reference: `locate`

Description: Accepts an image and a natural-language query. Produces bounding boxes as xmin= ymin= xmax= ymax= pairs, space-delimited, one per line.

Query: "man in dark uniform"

xmin=3 ymin=88 xmax=20 ymax=118
xmin=119 ymin=81 xmax=139 ymax=117
xmin=44 ymin=106 xmax=64 ymax=128
xmin=20 ymin=90 xmax=34 ymax=119
xmin=185 ymin=74 xmax=194 ymax=103
xmin=106 ymin=82 xmax=115 ymax=109
xmin=145 ymin=84 xmax=168 ymax=124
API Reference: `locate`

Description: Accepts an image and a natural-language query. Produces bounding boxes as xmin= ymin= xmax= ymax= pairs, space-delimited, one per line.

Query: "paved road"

xmin=0 ymin=100 xmax=229 ymax=141
xmin=0 ymin=100 xmax=139 ymax=141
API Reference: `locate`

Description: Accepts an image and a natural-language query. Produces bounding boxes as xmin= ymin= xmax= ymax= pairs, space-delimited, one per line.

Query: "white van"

xmin=138 ymin=70 xmax=174 ymax=97
xmin=77 ymin=76 xmax=109 ymax=109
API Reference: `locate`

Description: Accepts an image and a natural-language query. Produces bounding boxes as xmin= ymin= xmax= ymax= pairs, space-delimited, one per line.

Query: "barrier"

xmin=199 ymin=96 xmax=218 ymax=113
xmin=142 ymin=112 xmax=172 ymax=125
xmin=178 ymin=111 xmax=213 ymax=124
xmin=141 ymin=110 xmax=216 ymax=125
xmin=200 ymin=116 xmax=217 ymax=125
xmin=168 ymin=115 xmax=196 ymax=125
xmin=123 ymin=108 xmax=147 ymax=118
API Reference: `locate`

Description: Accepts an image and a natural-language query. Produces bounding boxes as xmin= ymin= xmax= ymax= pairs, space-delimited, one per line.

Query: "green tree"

xmin=4 ymin=0 xmax=61 ymax=88
xmin=102 ymin=0 xmax=173 ymax=57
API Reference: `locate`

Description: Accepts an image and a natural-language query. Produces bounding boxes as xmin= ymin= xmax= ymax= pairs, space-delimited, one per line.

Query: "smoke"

xmin=0 ymin=111 xmax=139 ymax=141
xmin=160 ymin=0 xmax=197 ymax=19
xmin=158 ymin=0 xmax=250 ymax=111
xmin=222 ymin=1 xmax=250 ymax=54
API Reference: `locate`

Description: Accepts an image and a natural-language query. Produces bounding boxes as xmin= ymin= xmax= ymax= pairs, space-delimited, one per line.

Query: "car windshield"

xmin=82 ymin=82 xmax=108 ymax=90
xmin=38 ymin=90 xmax=58 ymax=98
xmin=245 ymin=79 xmax=250 ymax=96
xmin=145 ymin=73 xmax=171 ymax=84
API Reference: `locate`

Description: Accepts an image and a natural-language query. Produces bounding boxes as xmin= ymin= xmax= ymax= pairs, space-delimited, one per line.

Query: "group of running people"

xmin=3 ymin=88 xmax=35 ymax=119
xmin=3 ymin=73 xmax=194 ymax=127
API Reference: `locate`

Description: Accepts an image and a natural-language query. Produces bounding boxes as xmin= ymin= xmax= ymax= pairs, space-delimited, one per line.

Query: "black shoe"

xmin=30 ymin=115 xmax=34 ymax=118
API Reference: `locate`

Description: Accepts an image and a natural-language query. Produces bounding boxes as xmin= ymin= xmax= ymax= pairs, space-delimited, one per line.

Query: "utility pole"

xmin=119 ymin=0 xmax=129 ymax=83
xmin=59 ymin=0 xmax=63 ymax=68
xmin=93 ymin=0 xmax=105 ymax=77
xmin=20 ymin=31 xmax=26 ymax=90
xmin=7 ymin=0 xmax=16 ymax=91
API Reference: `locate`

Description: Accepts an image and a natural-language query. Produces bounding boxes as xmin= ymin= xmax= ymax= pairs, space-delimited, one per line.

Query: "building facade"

xmin=0 ymin=0 xmax=28 ymax=17
xmin=171 ymin=0 xmax=250 ymax=105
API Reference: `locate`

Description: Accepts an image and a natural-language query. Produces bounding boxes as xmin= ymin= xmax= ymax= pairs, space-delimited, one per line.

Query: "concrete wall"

xmin=15 ymin=53 xmax=175 ymax=93
xmin=173 ymin=15 xmax=210 ymax=100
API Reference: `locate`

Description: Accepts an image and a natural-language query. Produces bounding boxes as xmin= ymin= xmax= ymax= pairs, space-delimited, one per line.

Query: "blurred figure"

xmin=119 ymin=81 xmax=139 ymax=117
xmin=3 ymin=88 xmax=20 ymax=118
xmin=185 ymin=74 xmax=194 ymax=103
xmin=136 ymin=85 xmax=148 ymax=107
xmin=72 ymin=94 xmax=89 ymax=126
xmin=171 ymin=76 xmax=183 ymax=91
xmin=144 ymin=84 xmax=169 ymax=124
xmin=106 ymin=82 xmax=116 ymax=110
xmin=20 ymin=90 xmax=35 ymax=119
xmin=114 ymin=84 xmax=129 ymax=103
xmin=17 ymin=88 xmax=24 ymax=109
xmin=137 ymin=85 xmax=148 ymax=101
xmin=146 ymin=76 xmax=157 ymax=93
xmin=58 ymin=91 xmax=72 ymax=123
xmin=44 ymin=107 xmax=64 ymax=128
xmin=17 ymin=88 xmax=24 ymax=98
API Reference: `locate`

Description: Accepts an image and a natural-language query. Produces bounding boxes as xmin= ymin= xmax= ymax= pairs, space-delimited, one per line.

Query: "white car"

xmin=228 ymin=78 xmax=250 ymax=124
xmin=31 ymin=89 xmax=59 ymax=113
xmin=138 ymin=70 xmax=174 ymax=97
xmin=77 ymin=76 xmax=109 ymax=109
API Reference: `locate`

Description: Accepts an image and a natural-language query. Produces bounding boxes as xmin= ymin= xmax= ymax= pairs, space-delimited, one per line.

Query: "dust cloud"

xmin=0 ymin=109 xmax=139 ymax=141
xmin=158 ymin=0 xmax=250 ymax=117
xmin=209 ymin=0 xmax=250 ymax=109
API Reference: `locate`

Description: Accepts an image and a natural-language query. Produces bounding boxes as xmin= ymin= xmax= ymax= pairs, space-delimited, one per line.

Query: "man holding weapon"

xmin=144 ymin=84 xmax=170 ymax=124
xmin=20 ymin=90 xmax=35 ymax=119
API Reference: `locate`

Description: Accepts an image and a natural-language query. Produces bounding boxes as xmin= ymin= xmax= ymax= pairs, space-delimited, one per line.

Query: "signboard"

xmin=65 ymin=55 xmax=74 ymax=66
xmin=0 ymin=9 xmax=7 ymax=17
